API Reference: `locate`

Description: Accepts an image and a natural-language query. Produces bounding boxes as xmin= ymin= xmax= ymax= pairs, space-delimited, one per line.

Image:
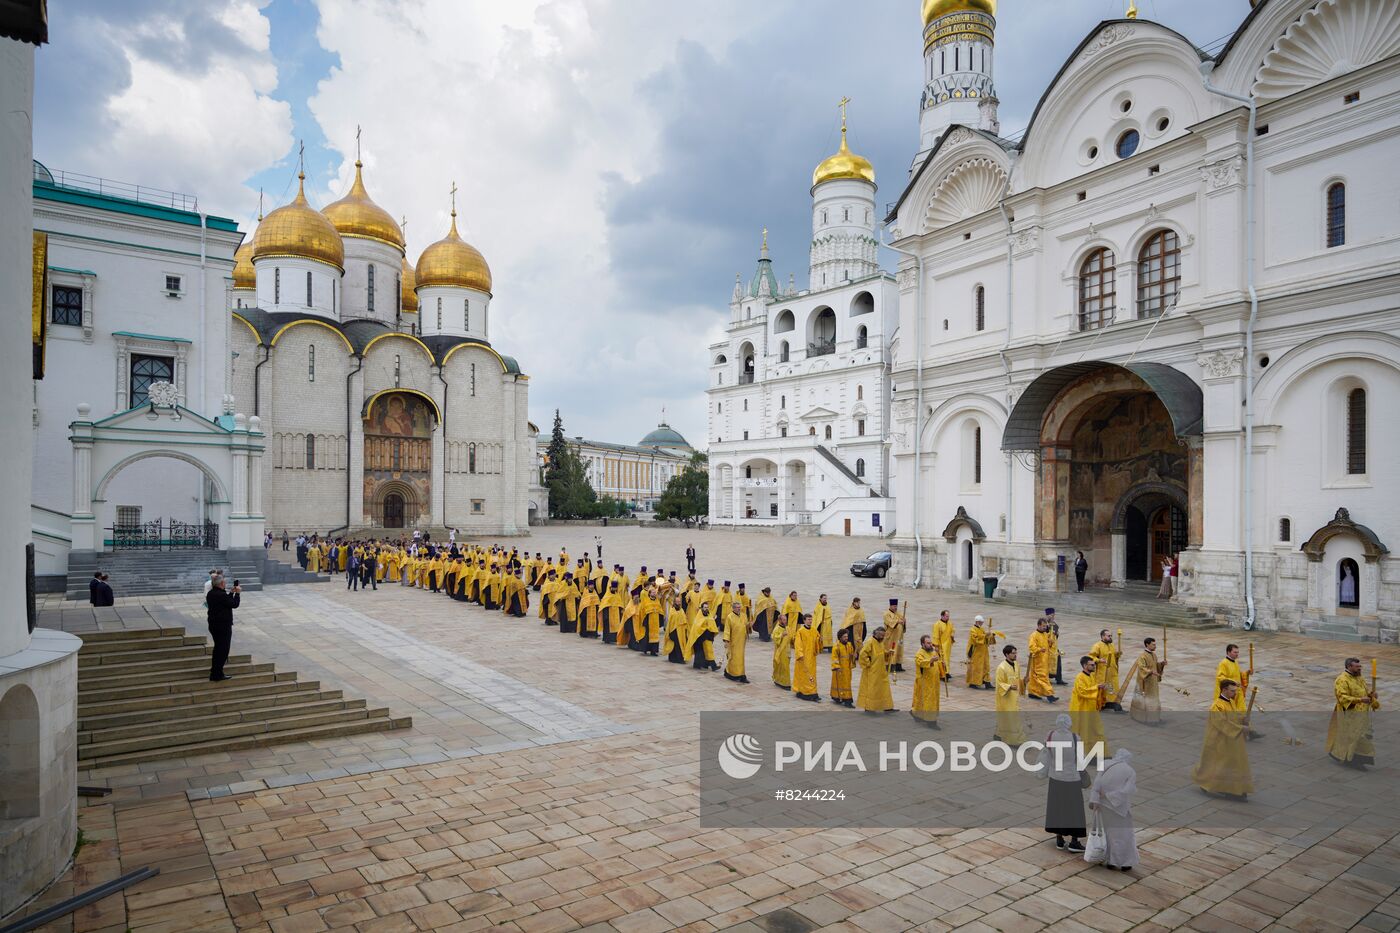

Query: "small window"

xmin=1278 ymin=517 xmax=1291 ymax=543
xmin=780 ymin=341 xmax=789 ymax=363
xmin=1344 ymin=91 xmax=1361 ymax=105
xmin=856 ymin=326 xmax=867 ymax=349
xmin=1077 ymin=190 xmax=1087 ymax=202
xmin=824 ymin=425 xmax=832 ymax=440
xmin=780 ymin=426 xmax=787 ymax=437
xmin=856 ymin=419 xmax=865 ymax=436
xmin=1347 ymin=387 xmax=1366 ymax=474
xmin=367 ymin=263 xmax=376 ymax=313
xmin=51 ymin=285 xmax=82 ymax=326
xmin=130 ymin=354 xmax=173 ymax=406
xmin=396 ymin=274 xmax=401 ymax=314
xmin=308 ymin=344 xmax=315 ymax=382
xmin=974 ymin=285 xmax=985 ymax=331
xmin=855 ymin=458 xmax=866 ymax=478
xmin=306 ymin=270 xmax=313 ymax=306
xmin=470 ymin=362 xmax=477 ymax=396
xmin=780 ymin=395 xmax=785 ymax=409
xmin=716 ymin=402 xmax=721 ymax=413
xmin=471 ymin=499 xmax=484 ymax=514
xmin=1255 ymin=124 xmax=1270 ymax=136
xmin=743 ymin=399 xmax=748 ymax=412
xmin=809 ymin=427 xmax=816 ymax=436
xmin=745 ymin=466 xmax=753 ymax=479
xmin=469 ymin=443 xmax=477 ymax=474
xmin=1156 ymin=117 xmax=1170 ymax=133
xmin=856 ymin=385 xmax=863 ymax=401
xmin=306 ymin=434 xmax=316 ymax=469
xmin=394 ymin=354 xmax=401 ymax=387
xmin=743 ymin=430 xmax=749 ymax=440
xmin=464 ymin=299 xmax=470 ymax=331
xmin=116 ymin=505 xmax=142 ymax=528
xmin=1115 ymin=129 xmax=1140 ymax=159
xmin=436 ymin=296 xmax=443 ymax=330
xmin=165 ymin=275 xmax=181 ymax=292
xmin=973 ymin=425 xmax=982 ymax=484
xmin=1326 ymin=182 xmax=1346 ymax=248
xmin=274 ymin=267 xmax=280 ymax=303
xmin=1078 ymin=247 xmax=1116 ymax=331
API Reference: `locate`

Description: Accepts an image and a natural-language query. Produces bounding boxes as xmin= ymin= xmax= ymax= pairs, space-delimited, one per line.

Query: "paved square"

xmin=19 ymin=528 xmax=1400 ymax=931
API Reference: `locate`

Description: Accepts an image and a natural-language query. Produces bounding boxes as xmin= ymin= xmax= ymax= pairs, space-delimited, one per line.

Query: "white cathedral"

xmin=706 ymin=112 xmax=899 ymax=536
xmin=875 ymin=0 xmax=1400 ymax=637
xmin=30 ymin=154 xmax=536 ymax=587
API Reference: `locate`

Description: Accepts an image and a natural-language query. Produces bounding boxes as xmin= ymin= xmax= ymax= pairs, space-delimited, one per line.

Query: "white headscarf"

xmin=1090 ymin=748 xmax=1136 ymax=817
xmin=1044 ymin=714 xmax=1079 ymax=782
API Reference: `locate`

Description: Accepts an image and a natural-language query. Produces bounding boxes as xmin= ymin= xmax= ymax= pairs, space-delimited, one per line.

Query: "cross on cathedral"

xmin=839 ymin=96 xmax=851 ymax=131
xmin=355 ymin=123 xmax=362 ymax=161
xmin=450 ymin=181 xmax=458 ymax=216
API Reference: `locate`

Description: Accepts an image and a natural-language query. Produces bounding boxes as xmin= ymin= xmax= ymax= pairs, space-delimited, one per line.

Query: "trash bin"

xmin=982 ymin=576 xmax=999 ymax=599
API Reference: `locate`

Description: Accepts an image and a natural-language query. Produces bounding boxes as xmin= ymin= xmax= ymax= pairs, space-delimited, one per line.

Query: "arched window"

xmin=779 ymin=340 xmax=790 ymax=363
xmin=973 ymin=426 xmax=982 ymax=484
xmin=780 ymin=425 xmax=788 ymax=437
xmin=780 ymin=394 xmax=785 ymax=409
xmin=469 ymin=443 xmax=477 ymax=474
xmin=1078 ymin=247 xmax=1116 ymax=331
xmin=809 ymin=426 xmax=817 ymax=436
xmin=306 ymin=270 xmax=313 ymax=306
xmin=974 ymin=285 xmax=985 ymax=331
xmin=1339 ymin=558 xmax=1360 ymax=609
xmin=1278 ymin=517 xmax=1291 ymax=543
xmin=743 ymin=399 xmax=748 ymax=412
xmin=1327 ymin=182 xmax=1346 ymax=248
xmin=1137 ymin=230 xmax=1180 ymax=318
xmin=855 ymin=458 xmax=866 ymax=477
xmin=716 ymin=401 xmax=721 ymax=413
xmin=856 ymin=385 xmax=863 ymax=401
xmin=824 ymin=425 xmax=833 ymax=440
xmin=394 ymin=354 xmax=401 ymax=387
xmin=1347 ymin=387 xmax=1366 ymax=474
xmin=307 ymin=344 xmax=315 ymax=382
xmin=305 ymin=434 xmax=316 ymax=469
xmin=367 ymin=263 xmax=376 ymax=312
xmin=274 ymin=267 xmax=280 ymax=303
xmin=856 ymin=325 xmax=867 ymax=349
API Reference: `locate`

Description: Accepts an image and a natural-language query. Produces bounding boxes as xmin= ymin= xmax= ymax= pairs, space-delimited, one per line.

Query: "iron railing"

xmin=807 ymin=339 xmax=836 ymax=357
xmin=108 ymin=519 xmax=218 ymax=550
xmin=739 ymin=372 xmax=756 ymax=384
xmin=35 ymin=164 xmax=199 ymax=212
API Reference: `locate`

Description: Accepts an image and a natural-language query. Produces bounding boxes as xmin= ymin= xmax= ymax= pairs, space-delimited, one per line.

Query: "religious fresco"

xmin=1066 ymin=392 xmax=1188 ymax=579
xmin=363 ymin=392 xmax=434 ymax=526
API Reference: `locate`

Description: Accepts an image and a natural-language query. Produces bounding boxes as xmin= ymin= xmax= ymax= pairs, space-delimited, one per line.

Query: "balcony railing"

xmin=34 ymin=164 xmax=200 ymax=212
xmin=807 ymin=339 xmax=836 ymax=357
xmin=739 ymin=372 xmax=756 ymax=384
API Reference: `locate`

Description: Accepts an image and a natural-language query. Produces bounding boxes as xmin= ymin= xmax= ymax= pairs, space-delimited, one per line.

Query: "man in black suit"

xmin=93 ymin=573 xmax=114 ymax=607
xmin=206 ymin=574 xmax=241 ymax=681
xmin=89 ymin=571 xmax=102 ymax=605
xmin=686 ymin=544 xmax=696 ymax=575
xmin=362 ymin=549 xmax=378 ymax=590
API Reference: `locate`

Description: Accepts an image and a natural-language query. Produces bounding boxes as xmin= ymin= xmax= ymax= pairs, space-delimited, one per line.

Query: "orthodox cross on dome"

xmin=400 ymin=215 xmax=407 ymax=237
xmin=297 ymin=140 xmax=305 ymax=175
xmin=449 ymin=180 xmax=458 ymax=218
xmin=257 ymin=187 xmax=263 ymax=221
xmin=355 ymin=123 xmax=362 ymax=162
xmin=839 ymin=96 xmax=851 ymax=133
xmin=761 ymin=226 xmax=769 ymax=258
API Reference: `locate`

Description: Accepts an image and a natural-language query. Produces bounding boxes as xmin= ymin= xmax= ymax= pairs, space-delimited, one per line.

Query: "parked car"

xmin=850 ymin=551 xmax=893 ymax=578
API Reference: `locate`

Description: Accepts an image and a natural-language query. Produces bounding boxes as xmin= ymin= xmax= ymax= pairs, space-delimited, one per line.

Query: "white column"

xmin=230 ymin=413 xmax=249 ymax=517
xmin=1110 ymin=532 xmax=1127 ymax=588
xmin=430 ymin=380 xmax=446 ymax=525
xmin=70 ymin=406 xmax=96 ymax=553
xmin=246 ymin=416 xmax=264 ymax=516
xmin=347 ymin=366 xmax=365 ymax=525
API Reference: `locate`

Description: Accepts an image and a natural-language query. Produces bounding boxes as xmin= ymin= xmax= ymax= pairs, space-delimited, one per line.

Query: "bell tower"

xmin=919 ymin=0 xmax=999 ymax=149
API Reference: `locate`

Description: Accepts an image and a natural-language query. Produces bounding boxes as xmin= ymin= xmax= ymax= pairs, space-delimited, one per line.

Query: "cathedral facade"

xmin=230 ymin=164 xmax=534 ymax=536
xmin=706 ymin=116 xmax=899 ymax=536
xmin=887 ymin=0 xmax=1400 ymax=636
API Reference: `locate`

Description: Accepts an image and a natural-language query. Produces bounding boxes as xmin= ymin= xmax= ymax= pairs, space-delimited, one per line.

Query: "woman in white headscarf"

xmin=1088 ymin=748 xmax=1138 ymax=871
xmin=1042 ymin=713 xmax=1087 ymax=852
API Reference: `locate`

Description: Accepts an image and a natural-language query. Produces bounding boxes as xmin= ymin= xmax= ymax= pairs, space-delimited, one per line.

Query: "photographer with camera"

xmin=207 ymin=573 xmax=242 ymax=681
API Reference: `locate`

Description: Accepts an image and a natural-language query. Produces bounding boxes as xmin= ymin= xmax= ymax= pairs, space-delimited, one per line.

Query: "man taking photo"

xmin=207 ymin=574 xmax=241 ymax=681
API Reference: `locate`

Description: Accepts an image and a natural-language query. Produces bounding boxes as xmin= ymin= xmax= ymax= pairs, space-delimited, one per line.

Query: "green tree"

xmin=544 ymin=412 xmax=601 ymax=519
xmin=655 ymin=452 xmax=710 ymax=523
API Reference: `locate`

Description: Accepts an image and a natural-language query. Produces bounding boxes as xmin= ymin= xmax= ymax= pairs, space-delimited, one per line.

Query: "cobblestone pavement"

xmin=18 ymin=527 xmax=1400 ymax=932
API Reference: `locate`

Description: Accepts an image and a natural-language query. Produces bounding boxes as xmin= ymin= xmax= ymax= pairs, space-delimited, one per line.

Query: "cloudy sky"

xmin=34 ymin=0 xmax=1248 ymax=447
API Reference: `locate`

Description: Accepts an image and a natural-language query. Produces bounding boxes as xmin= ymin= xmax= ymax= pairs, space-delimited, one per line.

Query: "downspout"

xmin=882 ymin=233 xmax=926 ymax=587
xmin=252 ymin=344 xmax=270 ymax=415
xmin=198 ymin=212 xmax=208 ymax=521
xmin=1201 ymin=65 xmax=1258 ymax=630
xmin=437 ymin=362 xmax=449 ymax=526
xmin=995 ymin=154 xmax=1019 ymax=555
xmin=347 ymin=353 xmax=364 ymax=530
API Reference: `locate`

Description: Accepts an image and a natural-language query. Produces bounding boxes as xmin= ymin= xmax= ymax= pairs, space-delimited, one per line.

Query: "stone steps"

xmin=75 ymin=626 xmax=410 ymax=769
xmin=994 ymin=587 xmax=1223 ymax=630
xmin=66 ymin=549 xmax=264 ymax=599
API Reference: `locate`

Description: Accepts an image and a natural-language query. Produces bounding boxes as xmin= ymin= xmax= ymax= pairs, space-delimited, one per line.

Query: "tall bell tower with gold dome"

xmin=809 ymin=98 xmax=880 ymax=291
xmin=919 ymin=0 xmax=999 ymax=149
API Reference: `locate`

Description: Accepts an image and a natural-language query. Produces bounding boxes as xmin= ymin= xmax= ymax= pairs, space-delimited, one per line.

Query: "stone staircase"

xmin=77 ymin=626 xmax=411 ymax=769
xmin=994 ymin=582 xmax=1224 ymax=630
xmin=67 ymin=549 xmax=263 ymax=600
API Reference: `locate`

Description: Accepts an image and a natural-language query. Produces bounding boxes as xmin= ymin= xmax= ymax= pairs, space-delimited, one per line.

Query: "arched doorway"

xmin=1002 ymin=362 xmax=1202 ymax=588
xmin=362 ymin=390 xmax=437 ymax=528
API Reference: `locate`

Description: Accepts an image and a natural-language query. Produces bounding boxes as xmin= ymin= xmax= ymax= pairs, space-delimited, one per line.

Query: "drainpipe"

xmin=996 ymin=154 xmax=1020 ymax=556
xmin=1201 ymin=64 xmax=1258 ymax=630
xmin=252 ymin=344 xmax=270 ymax=415
xmin=347 ymin=353 xmax=364 ymax=530
xmin=198 ymin=212 xmax=209 ymax=521
xmin=437 ymin=363 xmax=449 ymax=526
xmin=882 ymin=233 xmax=926 ymax=587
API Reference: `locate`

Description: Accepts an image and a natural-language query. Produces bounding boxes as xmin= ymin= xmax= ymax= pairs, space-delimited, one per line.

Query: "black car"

xmin=850 ymin=551 xmax=892 ymax=578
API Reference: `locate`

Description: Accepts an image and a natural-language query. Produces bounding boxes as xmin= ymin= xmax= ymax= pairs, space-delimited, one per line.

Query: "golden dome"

xmin=923 ymin=0 xmax=995 ymax=26
xmin=322 ymin=161 xmax=404 ymax=250
xmin=813 ymin=125 xmax=875 ymax=188
xmin=251 ymin=173 xmax=345 ymax=270
xmin=400 ymin=255 xmax=419 ymax=312
xmin=232 ymin=240 xmax=255 ymax=289
xmin=415 ymin=210 xmax=492 ymax=293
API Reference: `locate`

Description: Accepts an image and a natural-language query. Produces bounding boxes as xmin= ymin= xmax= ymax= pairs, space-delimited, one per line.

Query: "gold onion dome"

xmin=415 ymin=210 xmax=492 ymax=293
xmin=400 ymin=255 xmax=419 ymax=312
xmin=922 ymin=0 xmax=995 ymax=26
xmin=251 ymin=173 xmax=345 ymax=270
xmin=321 ymin=160 xmax=405 ymax=250
xmin=232 ymin=241 xmax=256 ymax=289
xmin=813 ymin=125 xmax=875 ymax=187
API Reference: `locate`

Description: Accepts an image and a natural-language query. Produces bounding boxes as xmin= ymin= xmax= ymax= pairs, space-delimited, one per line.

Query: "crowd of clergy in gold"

xmin=297 ymin=537 xmax=1381 ymax=805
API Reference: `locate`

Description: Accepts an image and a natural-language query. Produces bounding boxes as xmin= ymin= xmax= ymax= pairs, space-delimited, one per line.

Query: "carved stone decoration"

xmin=896 ymin=266 xmax=918 ymax=290
xmin=1200 ymin=157 xmax=1242 ymax=191
xmin=1196 ymin=348 xmax=1245 ymax=380
xmin=146 ymin=381 xmax=178 ymax=408
xmin=1254 ymin=0 xmax=1400 ymax=103
xmin=923 ymin=158 xmax=1008 ymax=232
xmin=1080 ymin=23 xmax=1135 ymax=60
xmin=1301 ymin=507 xmax=1390 ymax=562
xmin=1011 ymin=225 xmax=1041 ymax=254
xmin=944 ymin=127 xmax=976 ymax=147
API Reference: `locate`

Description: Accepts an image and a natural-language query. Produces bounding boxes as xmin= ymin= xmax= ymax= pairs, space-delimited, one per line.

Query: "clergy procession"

xmin=290 ymin=532 xmax=1381 ymax=806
